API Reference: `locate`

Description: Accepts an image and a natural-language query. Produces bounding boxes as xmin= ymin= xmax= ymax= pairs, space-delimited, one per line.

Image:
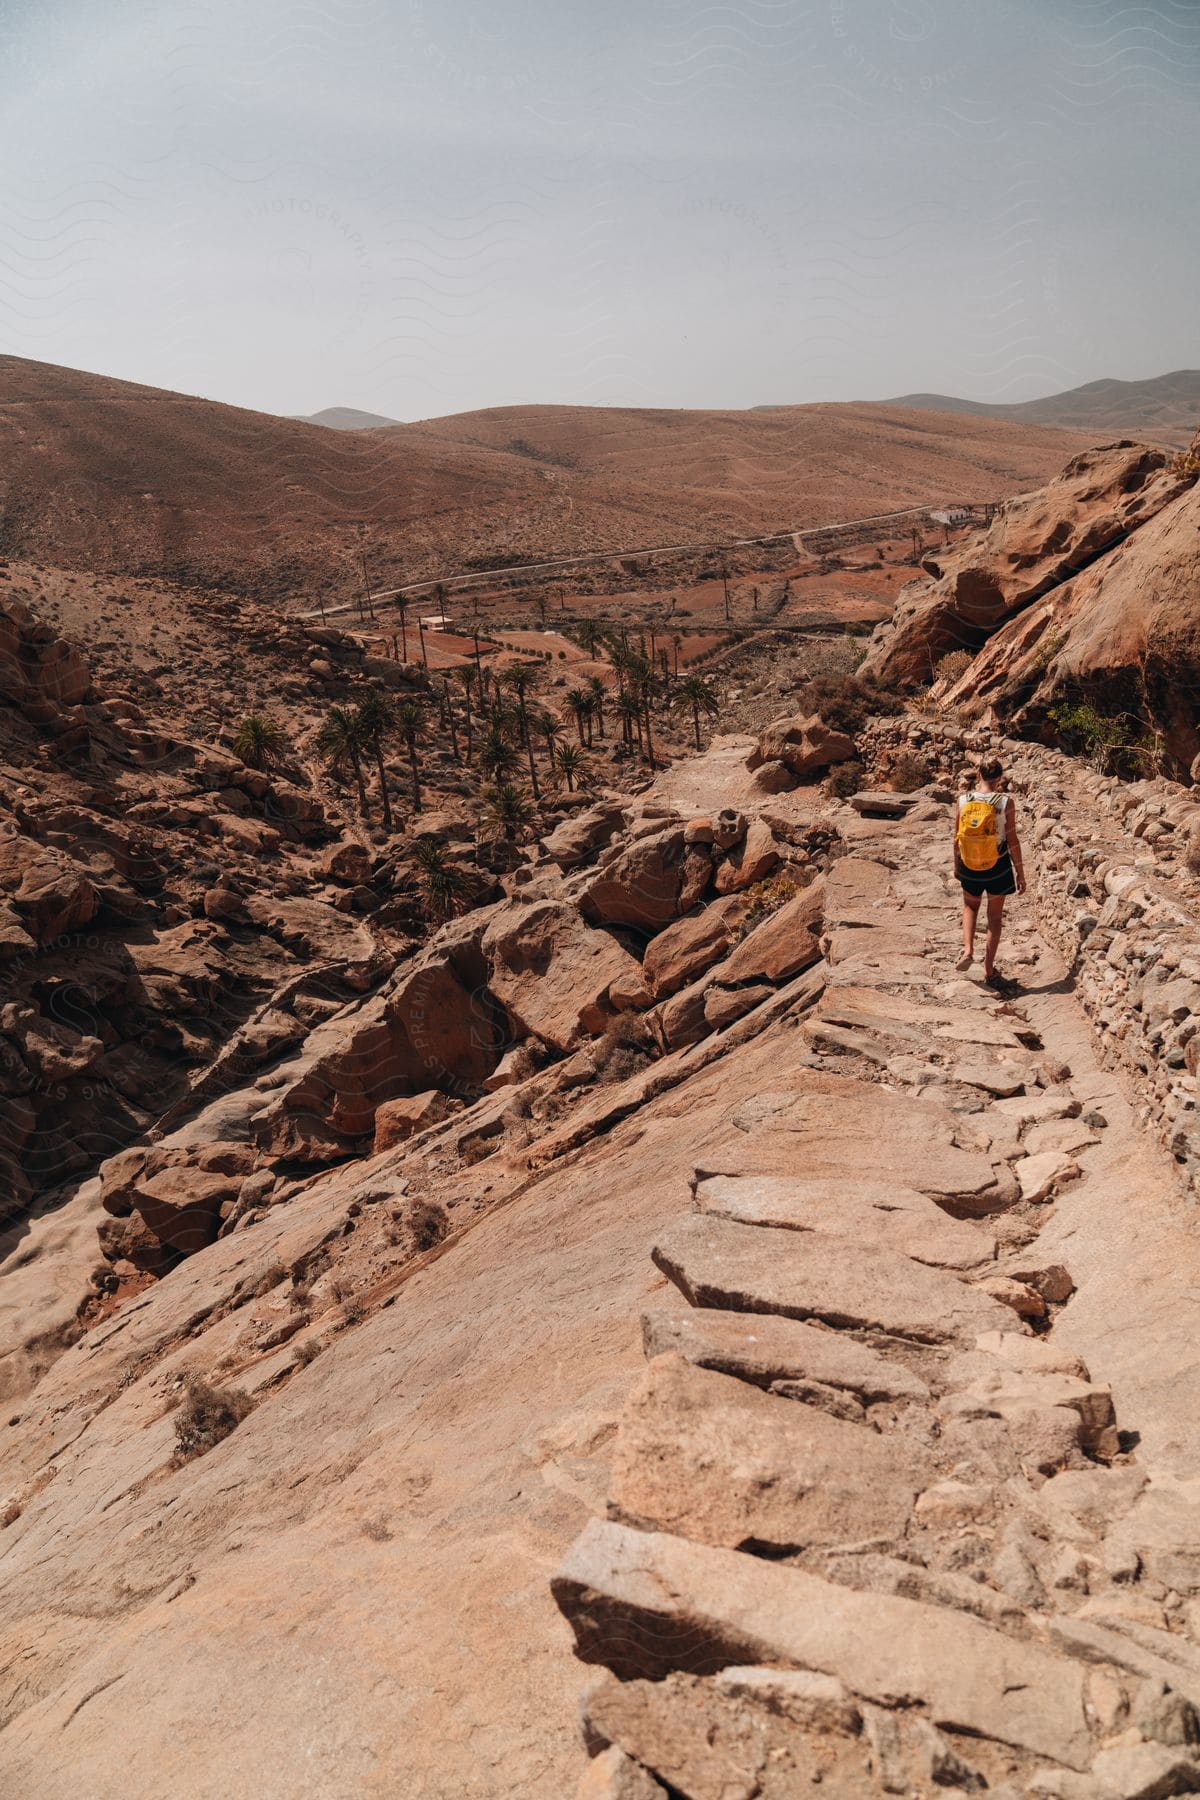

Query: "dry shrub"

xmin=825 ymin=760 xmax=865 ymax=799
xmin=796 ymin=674 xmax=901 ymax=736
xmin=743 ymin=873 xmax=799 ymax=928
xmin=173 ymin=1376 xmax=253 ymax=1461
xmin=593 ymin=1012 xmax=654 ymax=1085
xmin=934 ymin=649 xmax=972 ymax=685
xmin=408 ymin=1198 xmax=449 ymax=1253
xmin=293 ymin=1338 xmax=321 ymax=1367
xmin=885 ymin=748 xmax=933 ymax=793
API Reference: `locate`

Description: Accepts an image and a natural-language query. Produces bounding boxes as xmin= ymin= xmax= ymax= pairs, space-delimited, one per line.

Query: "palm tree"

xmin=615 ymin=688 xmax=642 ymax=753
xmin=587 ymin=675 xmax=607 ymax=740
xmin=671 ymin=633 xmax=683 ymax=678
xmin=481 ymin=781 xmax=533 ymax=843
xmin=411 ymin=837 xmax=474 ymax=923
xmin=392 ymin=698 xmax=426 ymax=812
xmin=396 ymin=595 xmax=410 ymax=662
xmin=433 ymin=582 xmax=448 ymax=624
xmin=441 ymin=678 xmax=460 ymax=761
xmin=503 ymin=663 xmax=543 ymax=799
xmin=565 ymin=685 xmax=592 ymax=746
xmin=356 ymin=691 xmax=398 ymax=831
xmin=317 ymin=704 xmax=371 ymax=819
xmin=674 ymin=673 xmax=720 ymax=751
xmin=573 ymin=618 xmax=604 ymax=658
xmin=553 ymin=742 xmax=587 ymax=793
xmin=232 ymin=713 xmax=287 ymax=772
xmin=540 ymin=711 xmax=565 ymax=763
xmin=478 ymin=726 xmax=519 ymax=782
xmin=451 ymin=663 xmax=476 ymax=762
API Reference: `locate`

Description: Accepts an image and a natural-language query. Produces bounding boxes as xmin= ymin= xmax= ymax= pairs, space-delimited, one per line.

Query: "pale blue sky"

xmin=1 ymin=0 xmax=1197 ymax=418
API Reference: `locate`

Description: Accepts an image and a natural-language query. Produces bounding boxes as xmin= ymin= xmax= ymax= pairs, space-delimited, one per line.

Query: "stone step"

xmin=817 ymin=986 xmax=1030 ymax=1052
xmin=640 ymin=1308 xmax=931 ymax=1403
xmin=693 ymin=1172 xmax=996 ymax=1272
xmin=653 ymin=1214 xmax=1018 ymax=1346
xmin=608 ymin=1353 xmax=922 ymax=1552
xmin=552 ymin=1519 xmax=1096 ymax=1770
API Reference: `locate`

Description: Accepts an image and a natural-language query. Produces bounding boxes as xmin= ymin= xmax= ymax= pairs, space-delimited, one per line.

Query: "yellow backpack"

xmin=957 ymin=794 xmax=1002 ymax=872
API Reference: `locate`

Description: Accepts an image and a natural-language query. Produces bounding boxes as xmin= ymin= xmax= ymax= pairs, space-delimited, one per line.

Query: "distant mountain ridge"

xmin=875 ymin=371 xmax=1199 ymax=449
xmin=294 ymin=405 xmax=399 ymax=430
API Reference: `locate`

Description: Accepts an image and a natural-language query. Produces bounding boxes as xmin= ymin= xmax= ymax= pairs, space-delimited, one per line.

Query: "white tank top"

xmin=959 ymin=790 xmax=1009 ymax=850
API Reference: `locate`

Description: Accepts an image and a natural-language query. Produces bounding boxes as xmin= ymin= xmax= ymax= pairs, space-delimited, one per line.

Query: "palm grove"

xmin=231 ymin=624 xmax=722 ymax=885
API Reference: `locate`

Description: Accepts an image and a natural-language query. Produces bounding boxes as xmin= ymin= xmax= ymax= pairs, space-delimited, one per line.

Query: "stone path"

xmin=554 ymin=804 xmax=1200 ymax=1798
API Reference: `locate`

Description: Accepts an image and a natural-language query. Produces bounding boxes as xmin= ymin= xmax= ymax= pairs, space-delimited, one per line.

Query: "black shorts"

xmin=957 ymin=850 xmax=1016 ymax=897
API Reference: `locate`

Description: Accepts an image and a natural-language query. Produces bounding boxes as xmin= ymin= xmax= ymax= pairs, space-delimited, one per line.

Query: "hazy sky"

xmin=2 ymin=0 xmax=1197 ymax=419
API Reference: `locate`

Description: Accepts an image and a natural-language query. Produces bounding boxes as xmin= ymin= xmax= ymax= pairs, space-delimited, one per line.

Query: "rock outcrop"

xmin=862 ymin=441 xmax=1200 ymax=768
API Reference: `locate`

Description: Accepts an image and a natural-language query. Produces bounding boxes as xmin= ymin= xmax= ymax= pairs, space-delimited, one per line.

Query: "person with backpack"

xmin=954 ymin=756 xmax=1026 ymax=988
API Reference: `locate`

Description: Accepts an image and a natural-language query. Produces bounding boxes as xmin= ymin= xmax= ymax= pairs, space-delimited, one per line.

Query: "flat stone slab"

xmin=609 ymin=1354 xmax=920 ymax=1551
xmin=694 ymin=1173 xmax=995 ymax=1273
xmin=817 ymin=987 xmax=1028 ymax=1052
xmin=652 ymin=1215 xmax=1017 ymax=1345
xmin=641 ymin=1308 xmax=930 ymax=1403
xmin=553 ymin=1520 xmax=1096 ymax=1769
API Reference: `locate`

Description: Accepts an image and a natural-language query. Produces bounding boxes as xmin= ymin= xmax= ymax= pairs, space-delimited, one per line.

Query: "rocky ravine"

xmin=4 ymin=703 xmax=1200 ymax=1796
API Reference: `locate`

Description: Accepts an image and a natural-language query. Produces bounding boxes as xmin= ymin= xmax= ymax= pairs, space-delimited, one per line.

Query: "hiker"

xmin=954 ymin=756 xmax=1026 ymax=988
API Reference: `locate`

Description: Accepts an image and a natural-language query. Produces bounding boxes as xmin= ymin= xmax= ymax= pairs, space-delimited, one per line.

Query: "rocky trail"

xmin=5 ymin=713 xmax=1200 ymax=1796
xmin=553 ymin=795 xmax=1200 ymax=1798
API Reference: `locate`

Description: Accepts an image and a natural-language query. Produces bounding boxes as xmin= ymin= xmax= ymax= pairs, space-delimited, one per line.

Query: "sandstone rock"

xmin=747 ymin=714 xmax=857 ymax=780
xmin=1015 ymin=1150 xmax=1083 ymax=1203
xmin=713 ymin=820 xmax=781 ymax=896
xmin=132 ymin=1165 xmax=236 ymax=1254
xmin=482 ymin=900 xmax=640 ymax=1052
xmin=1089 ymin=1740 xmax=1200 ymax=1798
xmin=609 ymin=1353 xmax=919 ymax=1550
xmin=576 ymin=1746 xmax=665 ymax=1799
xmin=553 ymin=1520 xmax=1095 ymax=1766
xmin=657 ymin=979 xmax=713 ymax=1051
xmin=861 ymin=442 xmax=1187 ymax=698
xmin=580 ymin=828 xmax=687 ymax=930
xmin=542 ymin=802 xmax=627 ymax=871
xmin=702 ymin=984 xmax=772 ymax=1030
xmin=642 ymin=898 xmax=745 ymax=999
xmin=976 ymin=1274 xmax=1047 ymax=1319
xmin=582 ymin=1670 xmax=870 ymax=1800
xmin=694 ymin=1171 xmax=995 ymax=1272
xmin=653 ymin=1215 xmax=1016 ymax=1345
xmin=715 ymin=878 xmax=824 ymax=986
xmin=321 ymin=839 xmax=371 ymax=885
xmin=372 ymin=1089 xmax=447 ymax=1152
xmin=640 ymin=1307 xmax=929 ymax=1403
xmin=0 ymin=829 xmax=99 ymax=945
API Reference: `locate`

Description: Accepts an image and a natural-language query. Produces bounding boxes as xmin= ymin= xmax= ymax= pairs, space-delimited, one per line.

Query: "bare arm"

xmin=1006 ymin=799 xmax=1026 ymax=892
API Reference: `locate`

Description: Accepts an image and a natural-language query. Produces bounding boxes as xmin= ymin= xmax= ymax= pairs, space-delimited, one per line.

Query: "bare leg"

xmin=984 ymin=893 xmax=1006 ymax=978
xmin=959 ymin=892 xmax=981 ymax=966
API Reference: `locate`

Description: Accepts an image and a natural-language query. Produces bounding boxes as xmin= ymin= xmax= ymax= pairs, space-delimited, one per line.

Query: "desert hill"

xmin=0 ymin=357 xmax=1089 ymax=602
xmin=874 ymin=369 xmax=1200 ymax=449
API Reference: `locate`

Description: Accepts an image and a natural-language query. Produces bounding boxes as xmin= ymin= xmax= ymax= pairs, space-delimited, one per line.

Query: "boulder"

xmin=579 ymin=829 xmax=688 ymax=931
xmin=747 ymin=714 xmax=856 ymax=780
xmin=714 ymin=878 xmax=824 ymax=986
xmin=542 ymin=801 xmax=627 ymax=871
xmin=321 ymin=840 xmax=371 ymax=885
xmin=0 ymin=829 xmax=99 ymax=945
xmin=641 ymin=1307 xmax=930 ymax=1403
xmin=482 ymin=900 xmax=641 ymax=1051
xmin=642 ymin=898 xmax=746 ymax=999
xmin=372 ymin=1089 xmax=448 ymax=1152
xmin=131 ymin=1165 xmax=236 ymax=1255
xmin=713 ymin=820 xmax=781 ymax=895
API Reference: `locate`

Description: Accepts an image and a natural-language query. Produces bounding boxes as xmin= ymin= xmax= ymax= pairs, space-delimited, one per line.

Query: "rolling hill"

xmin=0 ymin=356 xmax=1093 ymax=604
